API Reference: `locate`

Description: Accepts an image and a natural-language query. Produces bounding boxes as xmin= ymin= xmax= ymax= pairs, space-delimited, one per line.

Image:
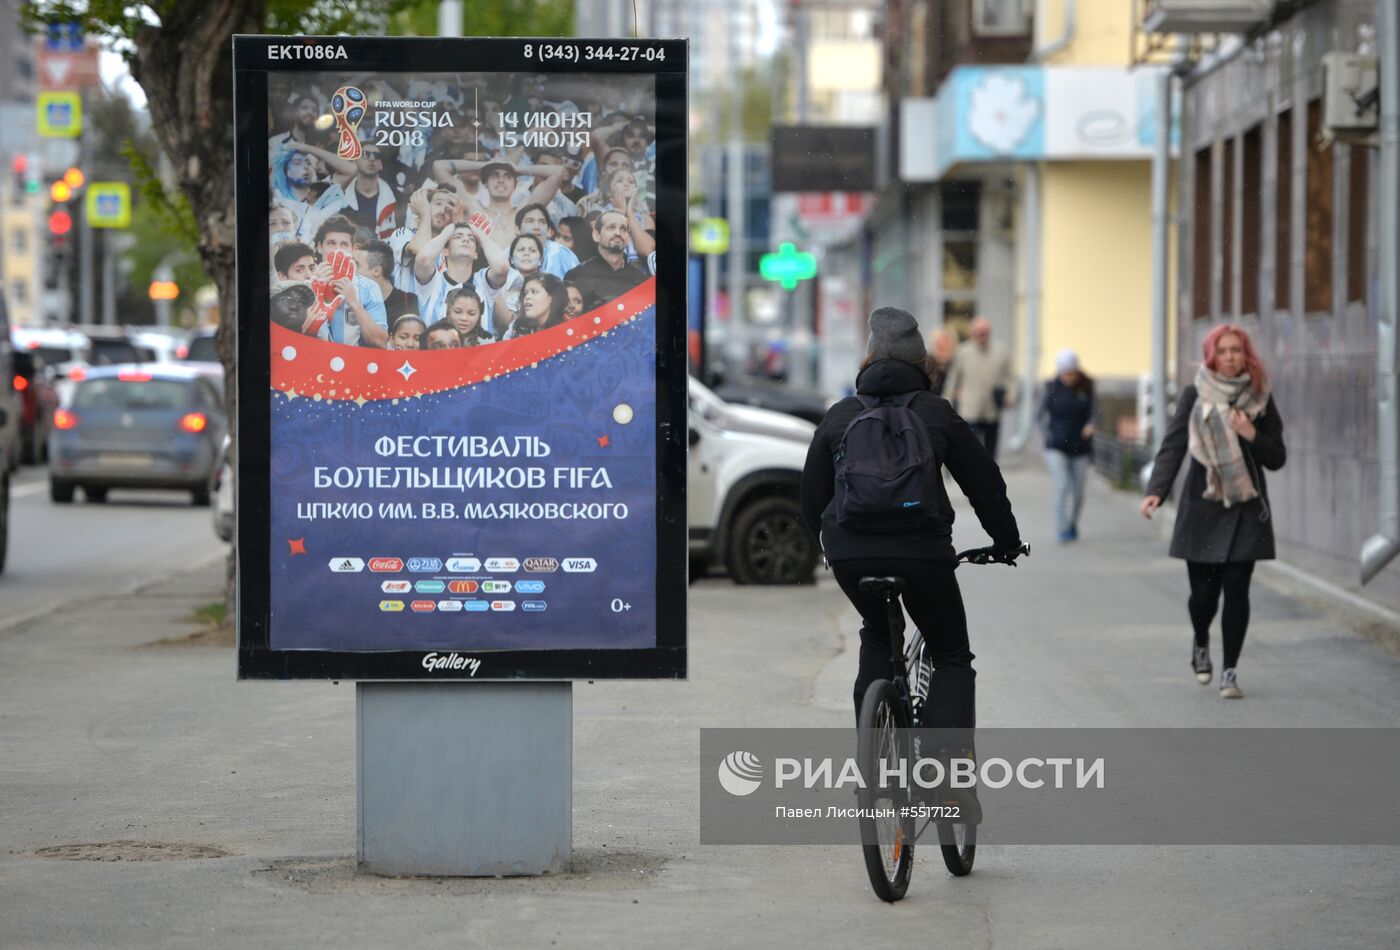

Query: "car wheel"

xmin=50 ymin=479 xmax=75 ymax=504
xmin=726 ymin=496 xmax=818 ymax=586
xmin=84 ymin=486 xmax=109 ymax=503
xmin=191 ymin=485 xmax=211 ymax=507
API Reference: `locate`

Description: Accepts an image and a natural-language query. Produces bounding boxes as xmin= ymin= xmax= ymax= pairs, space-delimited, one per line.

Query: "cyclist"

xmin=801 ymin=307 xmax=1022 ymax=734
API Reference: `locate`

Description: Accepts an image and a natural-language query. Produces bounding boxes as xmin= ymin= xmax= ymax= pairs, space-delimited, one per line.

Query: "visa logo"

xmin=562 ymin=558 xmax=597 ymax=573
xmin=522 ymin=600 xmax=548 ymax=612
xmin=515 ymin=580 xmax=545 ymax=594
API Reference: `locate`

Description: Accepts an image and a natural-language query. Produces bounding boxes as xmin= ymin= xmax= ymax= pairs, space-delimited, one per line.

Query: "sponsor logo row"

xmin=379 ymin=600 xmax=548 ymax=613
xmin=379 ymin=579 xmax=546 ymax=594
xmin=330 ymin=557 xmax=596 ymax=574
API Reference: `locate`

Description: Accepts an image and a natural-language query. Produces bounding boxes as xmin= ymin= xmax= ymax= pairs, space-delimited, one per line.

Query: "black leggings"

xmin=831 ymin=558 xmax=974 ymax=729
xmin=1186 ymin=561 xmax=1256 ymax=669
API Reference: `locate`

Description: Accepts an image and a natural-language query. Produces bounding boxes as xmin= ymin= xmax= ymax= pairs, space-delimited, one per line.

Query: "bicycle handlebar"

xmin=956 ymin=542 xmax=1031 ymax=566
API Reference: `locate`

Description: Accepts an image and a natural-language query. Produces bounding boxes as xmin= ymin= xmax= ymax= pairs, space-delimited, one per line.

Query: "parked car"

xmin=0 ymin=428 xmax=9 ymax=575
xmin=178 ymin=326 xmax=220 ymax=364
xmin=211 ymin=433 xmax=233 ymax=541
xmin=48 ymin=364 xmax=228 ymax=505
xmin=75 ymin=325 xmax=158 ymax=366
xmin=0 ymin=297 xmax=18 ymax=474
xmin=12 ymin=349 xmax=59 ymax=464
xmin=132 ymin=328 xmax=185 ymax=363
xmin=712 ymin=376 xmax=831 ymax=425
xmin=12 ymin=326 xmax=91 ymax=405
xmin=688 ymin=377 xmax=820 ymax=585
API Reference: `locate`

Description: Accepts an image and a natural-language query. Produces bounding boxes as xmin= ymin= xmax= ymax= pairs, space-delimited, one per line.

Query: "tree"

xmin=22 ymin=0 xmax=575 ymax=619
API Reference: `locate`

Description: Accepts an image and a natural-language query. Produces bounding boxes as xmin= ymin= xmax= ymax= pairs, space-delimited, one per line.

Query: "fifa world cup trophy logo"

xmin=331 ymin=86 xmax=366 ymax=160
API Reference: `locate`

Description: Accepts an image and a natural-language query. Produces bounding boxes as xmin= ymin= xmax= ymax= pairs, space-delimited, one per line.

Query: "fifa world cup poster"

xmin=234 ymin=37 xmax=688 ymax=680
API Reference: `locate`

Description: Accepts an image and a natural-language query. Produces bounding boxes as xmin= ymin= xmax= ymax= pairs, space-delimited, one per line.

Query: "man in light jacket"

xmin=945 ymin=316 xmax=1018 ymax=458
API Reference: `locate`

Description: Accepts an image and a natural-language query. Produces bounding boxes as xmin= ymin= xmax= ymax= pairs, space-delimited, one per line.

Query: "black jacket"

xmin=801 ymin=359 xmax=1021 ymax=563
xmin=1144 ymin=384 xmax=1287 ymax=563
xmin=1037 ymin=377 xmax=1096 ymax=456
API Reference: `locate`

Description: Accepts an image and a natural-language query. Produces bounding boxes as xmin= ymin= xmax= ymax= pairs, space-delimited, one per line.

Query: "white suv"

xmin=688 ymin=377 xmax=819 ymax=584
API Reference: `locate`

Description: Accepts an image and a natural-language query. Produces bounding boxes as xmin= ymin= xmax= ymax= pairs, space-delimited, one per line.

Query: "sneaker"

xmin=1192 ymin=645 xmax=1213 ymax=684
xmin=1219 ymin=668 xmax=1243 ymax=699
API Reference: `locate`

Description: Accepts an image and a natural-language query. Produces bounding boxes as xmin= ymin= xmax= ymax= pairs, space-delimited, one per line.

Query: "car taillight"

xmin=53 ymin=409 xmax=78 ymax=430
xmin=118 ymin=369 xmax=153 ymax=382
xmin=13 ymin=375 xmax=28 ymax=392
xmin=179 ymin=412 xmax=208 ymax=434
xmin=69 ymin=367 xmax=87 ymax=381
xmin=176 ymin=344 xmax=189 ymax=359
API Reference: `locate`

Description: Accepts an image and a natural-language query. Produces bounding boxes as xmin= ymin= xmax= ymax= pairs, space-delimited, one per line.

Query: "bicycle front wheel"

xmin=856 ymin=679 xmax=915 ymax=903
xmin=937 ymin=819 xmax=977 ymax=876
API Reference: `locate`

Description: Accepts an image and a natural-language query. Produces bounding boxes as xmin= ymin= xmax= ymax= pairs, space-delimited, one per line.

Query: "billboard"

xmin=770 ymin=126 xmax=876 ymax=192
xmin=233 ymin=36 xmax=687 ymax=680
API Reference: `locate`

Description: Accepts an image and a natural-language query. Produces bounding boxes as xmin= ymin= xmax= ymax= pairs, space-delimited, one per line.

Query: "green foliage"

xmin=388 ymin=0 xmax=574 ymax=38
xmin=22 ymin=0 xmax=573 ymax=44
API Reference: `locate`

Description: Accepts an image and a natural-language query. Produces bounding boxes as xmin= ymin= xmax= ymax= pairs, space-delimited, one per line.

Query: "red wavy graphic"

xmin=270 ymin=277 xmax=654 ymax=402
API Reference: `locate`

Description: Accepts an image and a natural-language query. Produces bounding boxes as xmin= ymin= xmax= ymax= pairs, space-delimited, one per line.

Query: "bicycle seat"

xmin=858 ymin=576 xmax=907 ymax=596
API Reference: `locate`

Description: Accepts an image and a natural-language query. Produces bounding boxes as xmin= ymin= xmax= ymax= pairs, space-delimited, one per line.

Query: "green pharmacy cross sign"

xmin=759 ymin=243 xmax=817 ymax=291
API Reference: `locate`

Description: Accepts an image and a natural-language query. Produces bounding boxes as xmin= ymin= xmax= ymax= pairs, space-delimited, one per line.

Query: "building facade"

xmin=1169 ymin=0 xmax=1400 ymax=605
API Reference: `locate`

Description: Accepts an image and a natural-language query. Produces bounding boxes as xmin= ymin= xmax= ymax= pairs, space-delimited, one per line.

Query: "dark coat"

xmin=800 ymin=359 xmax=1021 ymax=563
xmin=1037 ymin=377 xmax=1096 ymax=456
xmin=1144 ymin=384 xmax=1287 ymax=563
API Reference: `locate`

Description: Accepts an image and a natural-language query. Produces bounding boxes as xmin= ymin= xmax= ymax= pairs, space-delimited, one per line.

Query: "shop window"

xmin=1275 ymin=109 xmax=1292 ymax=311
xmin=1221 ymin=137 xmax=1235 ymax=317
xmin=1347 ymin=145 xmax=1369 ymax=305
xmin=1193 ymin=146 xmax=1212 ymax=320
xmin=1241 ymin=125 xmax=1262 ymax=317
xmin=1303 ymin=99 xmax=1334 ymax=314
xmin=941 ymin=180 xmax=980 ymax=232
xmin=942 ymin=239 xmax=977 ymax=291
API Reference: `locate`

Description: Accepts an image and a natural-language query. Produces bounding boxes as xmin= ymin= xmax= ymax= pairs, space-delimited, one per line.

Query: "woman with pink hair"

xmin=1141 ymin=325 xmax=1287 ymax=699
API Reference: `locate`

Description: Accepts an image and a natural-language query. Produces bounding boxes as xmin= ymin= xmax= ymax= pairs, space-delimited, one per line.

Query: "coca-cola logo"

xmin=369 ymin=557 xmax=404 ymax=572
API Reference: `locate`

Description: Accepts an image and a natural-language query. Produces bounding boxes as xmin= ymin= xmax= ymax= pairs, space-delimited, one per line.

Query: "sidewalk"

xmin=1 ymin=461 xmax=1397 ymax=949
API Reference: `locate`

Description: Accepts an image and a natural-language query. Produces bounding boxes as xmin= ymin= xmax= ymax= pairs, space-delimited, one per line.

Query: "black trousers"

xmin=831 ymin=558 xmax=975 ymax=729
xmin=1186 ymin=560 xmax=1256 ymax=669
xmin=968 ymin=421 xmax=1000 ymax=458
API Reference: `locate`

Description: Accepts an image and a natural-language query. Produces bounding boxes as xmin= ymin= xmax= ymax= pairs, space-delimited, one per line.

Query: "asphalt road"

xmin=0 ymin=462 xmax=1397 ymax=948
xmin=0 ymin=465 xmax=227 ymax=631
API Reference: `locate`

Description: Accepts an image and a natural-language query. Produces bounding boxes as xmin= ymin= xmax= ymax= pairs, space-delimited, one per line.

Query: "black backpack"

xmin=834 ymin=393 xmax=940 ymax=533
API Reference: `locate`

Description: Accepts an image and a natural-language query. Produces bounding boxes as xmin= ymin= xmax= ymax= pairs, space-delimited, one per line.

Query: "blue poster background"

xmin=268 ymin=311 xmax=656 ymax=651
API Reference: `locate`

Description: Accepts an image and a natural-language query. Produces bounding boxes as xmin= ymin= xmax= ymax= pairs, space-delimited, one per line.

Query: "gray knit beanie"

xmin=865 ymin=307 xmax=926 ymax=365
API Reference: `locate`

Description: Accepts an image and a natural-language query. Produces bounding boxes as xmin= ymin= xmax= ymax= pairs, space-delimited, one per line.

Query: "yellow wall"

xmin=1038 ymin=160 xmax=1162 ymax=381
xmin=1036 ymin=0 xmax=1133 ymax=68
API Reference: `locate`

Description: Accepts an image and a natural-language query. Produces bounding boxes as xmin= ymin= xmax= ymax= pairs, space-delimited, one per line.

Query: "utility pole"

xmin=725 ymin=0 xmax=747 ymax=329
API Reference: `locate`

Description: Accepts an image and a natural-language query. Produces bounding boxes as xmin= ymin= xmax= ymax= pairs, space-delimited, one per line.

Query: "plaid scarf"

xmin=1188 ymin=367 xmax=1270 ymax=507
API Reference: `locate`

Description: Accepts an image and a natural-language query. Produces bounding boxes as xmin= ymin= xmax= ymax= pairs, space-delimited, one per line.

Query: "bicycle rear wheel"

xmin=856 ymin=679 xmax=915 ymax=902
xmin=937 ymin=820 xmax=976 ymax=876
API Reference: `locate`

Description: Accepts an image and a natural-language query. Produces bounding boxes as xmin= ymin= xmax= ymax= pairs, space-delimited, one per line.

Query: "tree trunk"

xmin=128 ymin=1 xmax=264 ymax=627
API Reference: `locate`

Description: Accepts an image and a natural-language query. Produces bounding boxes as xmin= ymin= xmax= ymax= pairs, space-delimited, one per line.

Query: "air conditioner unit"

xmin=974 ymin=0 xmax=1032 ymax=37
xmin=1142 ymin=0 xmax=1275 ymax=35
xmin=1323 ymin=52 xmax=1379 ymax=133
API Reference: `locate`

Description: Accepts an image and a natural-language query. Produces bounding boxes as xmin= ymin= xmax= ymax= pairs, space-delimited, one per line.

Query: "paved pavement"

xmin=2 ymin=458 xmax=1398 ymax=949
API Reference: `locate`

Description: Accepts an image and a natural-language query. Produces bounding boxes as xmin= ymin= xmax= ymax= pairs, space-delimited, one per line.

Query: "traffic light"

xmin=48 ymin=209 xmax=73 ymax=236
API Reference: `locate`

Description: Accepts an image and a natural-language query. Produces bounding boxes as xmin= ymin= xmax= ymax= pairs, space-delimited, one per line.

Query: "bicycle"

xmin=855 ymin=542 xmax=1030 ymax=902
